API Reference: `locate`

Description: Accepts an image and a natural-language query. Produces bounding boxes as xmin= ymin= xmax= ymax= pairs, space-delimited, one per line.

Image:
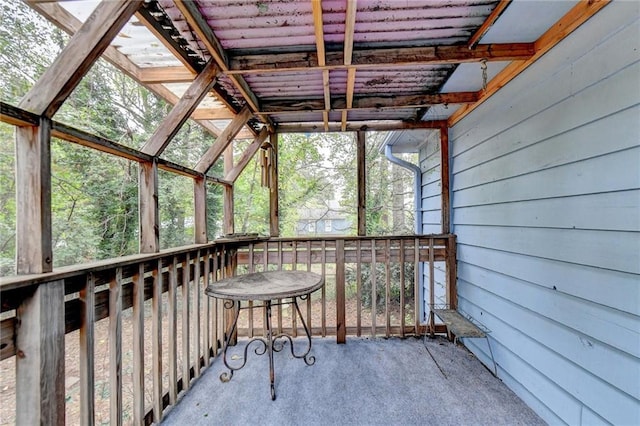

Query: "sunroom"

xmin=0 ymin=0 xmax=638 ymax=425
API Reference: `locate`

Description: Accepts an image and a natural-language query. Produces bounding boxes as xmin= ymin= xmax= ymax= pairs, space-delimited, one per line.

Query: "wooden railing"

xmin=0 ymin=234 xmax=455 ymax=425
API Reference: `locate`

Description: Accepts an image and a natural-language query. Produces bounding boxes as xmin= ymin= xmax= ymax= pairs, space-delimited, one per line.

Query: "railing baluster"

xmin=248 ymin=244 xmax=254 ymax=338
xmin=356 ymin=240 xmax=362 ymax=337
xmin=212 ymin=248 xmax=219 ymax=356
xmin=133 ymin=263 xmax=145 ymax=426
xmin=152 ymin=259 xmax=163 ymax=422
xmin=80 ymin=273 xmax=95 ymax=426
xmin=203 ymin=249 xmax=211 ymax=366
xmin=336 ymin=239 xmax=346 ymax=343
xmin=291 ymin=241 xmax=297 ymax=337
xmin=277 ymin=241 xmax=283 ymax=334
xmin=400 ymin=240 xmax=405 ymax=337
xmin=385 ymin=239 xmax=391 ymax=338
xmin=321 ymin=240 xmax=327 ymax=337
xmin=109 ymin=268 xmax=123 ymax=426
xmin=182 ymin=253 xmax=191 ymax=390
xmin=194 ymin=250 xmax=201 ymax=379
xmin=168 ymin=257 xmax=178 ymax=404
xmin=306 ymin=240 xmax=312 ymax=333
xmin=371 ymin=240 xmax=377 ymax=338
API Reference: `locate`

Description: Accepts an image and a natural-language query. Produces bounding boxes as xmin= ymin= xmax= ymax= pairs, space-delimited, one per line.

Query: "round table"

xmin=205 ymin=270 xmax=324 ymax=400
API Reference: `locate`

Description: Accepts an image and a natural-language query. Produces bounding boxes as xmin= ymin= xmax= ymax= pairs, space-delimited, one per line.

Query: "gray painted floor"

xmin=161 ymin=336 xmax=544 ymax=426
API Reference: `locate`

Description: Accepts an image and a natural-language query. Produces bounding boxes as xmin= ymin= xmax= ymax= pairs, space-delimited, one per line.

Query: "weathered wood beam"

xmin=16 ymin=280 xmax=65 ymax=425
xmin=16 ymin=117 xmax=53 ymax=274
xmin=195 ymin=106 xmax=253 ymax=174
xmin=277 ymin=120 xmax=447 ymax=133
xmin=344 ymin=0 xmax=357 ymax=66
xmin=141 ymin=59 xmax=220 ymax=156
xmin=19 ymin=0 xmax=143 ymax=117
xmin=260 ymin=91 xmax=478 ymax=113
xmin=468 ymin=0 xmax=512 ymax=49
xmin=194 ymin=178 xmax=207 ymax=244
xmin=227 ymin=43 xmax=535 ymax=74
xmin=269 ymin=132 xmax=279 ymax=237
xmin=449 ymin=0 xmax=611 ymax=126
xmin=139 ymin=160 xmax=159 ymax=253
xmin=191 ymin=107 xmax=236 ymax=120
xmin=174 ymin=0 xmax=268 ymax=126
xmin=137 ymin=66 xmax=195 ymax=83
xmin=225 ymin=128 xmax=269 ymax=182
xmin=312 ymin=0 xmax=330 ymax=131
xmin=0 ymin=101 xmax=39 ymax=126
xmin=342 ymin=67 xmax=357 ymax=131
xmin=223 ymin=147 xmax=234 ymax=235
xmin=356 ymin=131 xmax=366 ymax=236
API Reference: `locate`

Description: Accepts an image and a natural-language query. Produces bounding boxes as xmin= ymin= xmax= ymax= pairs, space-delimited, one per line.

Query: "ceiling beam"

xmin=137 ymin=66 xmax=195 ymax=83
xmin=19 ymin=0 xmax=143 ymax=117
xmin=225 ymin=128 xmax=270 ymax=182
xmin=277 ymin=120 xmax=447 ymax=133
xmin=468 ymin=0 xmax=512 ymax=49
xmin=195 ymin=106 xmax=253 ymax=173
xmin=141 ymin=59 xmax=220 ymax=156
xmin=259 ymin=92 xmax=478 ymax=113
xmin=312 ymin=0 xmax=330 ymax=131
xmin=341 ymin=1 xmax=357 ymax=131
xmin=174 ymin=0 xmax=270 ymax=130
xmin=227 ymin=43 xmax=535 ymax=75
xmin=191 ymin=108 xmax=236 ymax=120
xmin=449 ymin=0 xmax=611 ymax=127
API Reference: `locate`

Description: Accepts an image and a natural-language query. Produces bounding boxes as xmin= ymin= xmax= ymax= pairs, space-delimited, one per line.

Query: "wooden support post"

xmin=15 ymin=280 xmax=65 ymax=426
xmin=139 ymin=160 xmax=159 ymax=253
xmin=194 ymin=177 xmax=207 ymax=244
xmin=440 ymin=125 xmax=450 ymax=234
xmin=15 ymin=118 xmax=53 ymax=274
xmin=356 ymin=131 xmax=366 ymax=236
xmin=223 ymin=145 xmax=234 ymax=235
xmin=336 ymin=239 xmax=346 ymax=344
xmin=269 ymin=132 xmax=279 ymax=237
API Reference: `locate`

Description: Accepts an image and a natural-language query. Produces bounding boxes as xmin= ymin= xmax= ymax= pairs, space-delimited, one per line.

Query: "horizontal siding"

xmin=419 ymin=131 xmax=443 ymax=235
xmin=448 ymin=2 xmax=640 ymax=425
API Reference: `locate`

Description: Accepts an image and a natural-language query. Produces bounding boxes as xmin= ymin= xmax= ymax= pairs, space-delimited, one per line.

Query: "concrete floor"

xmin=161 ymin=336 xmax=544 ymax=426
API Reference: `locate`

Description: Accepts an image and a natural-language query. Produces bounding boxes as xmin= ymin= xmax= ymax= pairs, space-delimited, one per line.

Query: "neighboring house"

xmin=296 ymin=202 xmax=351 ymax=236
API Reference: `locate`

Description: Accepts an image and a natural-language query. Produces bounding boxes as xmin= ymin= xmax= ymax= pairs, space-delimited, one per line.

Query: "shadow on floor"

xmin=161 ymin=336 xmax=544 ymax=425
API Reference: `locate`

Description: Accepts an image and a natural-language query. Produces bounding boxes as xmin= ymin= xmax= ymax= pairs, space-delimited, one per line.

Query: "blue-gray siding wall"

xmin=448 ymin=2 xmax=639 ymax=424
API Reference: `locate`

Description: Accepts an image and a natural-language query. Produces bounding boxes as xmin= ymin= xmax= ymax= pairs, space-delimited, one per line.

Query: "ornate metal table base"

xmin=219 ymin=296 xmax=315 ymax=400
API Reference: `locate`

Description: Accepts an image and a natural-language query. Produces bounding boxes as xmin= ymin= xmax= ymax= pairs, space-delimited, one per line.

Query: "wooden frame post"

xmin=194 ymin=177 xmax=207 ymax=244
xmin=223 ymin=146 xmax=234 ymax=235
xmin=15 ymin=118 xmax=53 ymax=274
xmin=139 ymin=159 xmax=159 ymax=253
xmin=16 ymin=280 xmax=65 ymax=426
xmin=356 ymin=131 xmax=366 ymax=236
xmin=440 ymin=125 xmax=450 ymax=234
xmin=269 ymin=132 xmax=279 ymax=237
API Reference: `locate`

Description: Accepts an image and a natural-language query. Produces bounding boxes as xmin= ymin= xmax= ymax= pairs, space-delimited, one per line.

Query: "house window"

xmin=308 ymin=221 xmax=316 ymax=233
xmin=324 ymin=220 xmax=332 ymax=232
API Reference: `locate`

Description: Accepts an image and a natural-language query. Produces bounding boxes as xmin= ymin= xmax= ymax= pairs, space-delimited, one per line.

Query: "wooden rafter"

xmin=19 ymin=0 xmax=143 ymax=117
xmin=468 ymin=0 xmax=512 ymax=49
xmin=259 ymin=92 xmax=478 ymax=114
xmin=195 ymin=106 xmax=254 ymax=173
xmin=311 ymin=0 xmax=330 ymax=131
xmin=141 ymin=59 xmax=220 ymax=156
xmin=449 ymin=0 xmax=611 ymax=126
xmin=227 ymin=43 xmax=534 ymax=75
xmin=341 ymin=0 xmax=357 ymax=131
xmin=137 ymin=66 xmax=195 ymax=84
xmin=225 ymin=128 xmax=270 ymax=182
xmin=174 ymin=0 xmax=271 ymax=129
xmin=190 ymin=108 xmax=236 ymax=120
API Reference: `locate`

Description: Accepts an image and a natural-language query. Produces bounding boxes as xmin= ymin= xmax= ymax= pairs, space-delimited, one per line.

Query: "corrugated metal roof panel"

xmin=245 ymin=71 xmax=324 ymax=99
